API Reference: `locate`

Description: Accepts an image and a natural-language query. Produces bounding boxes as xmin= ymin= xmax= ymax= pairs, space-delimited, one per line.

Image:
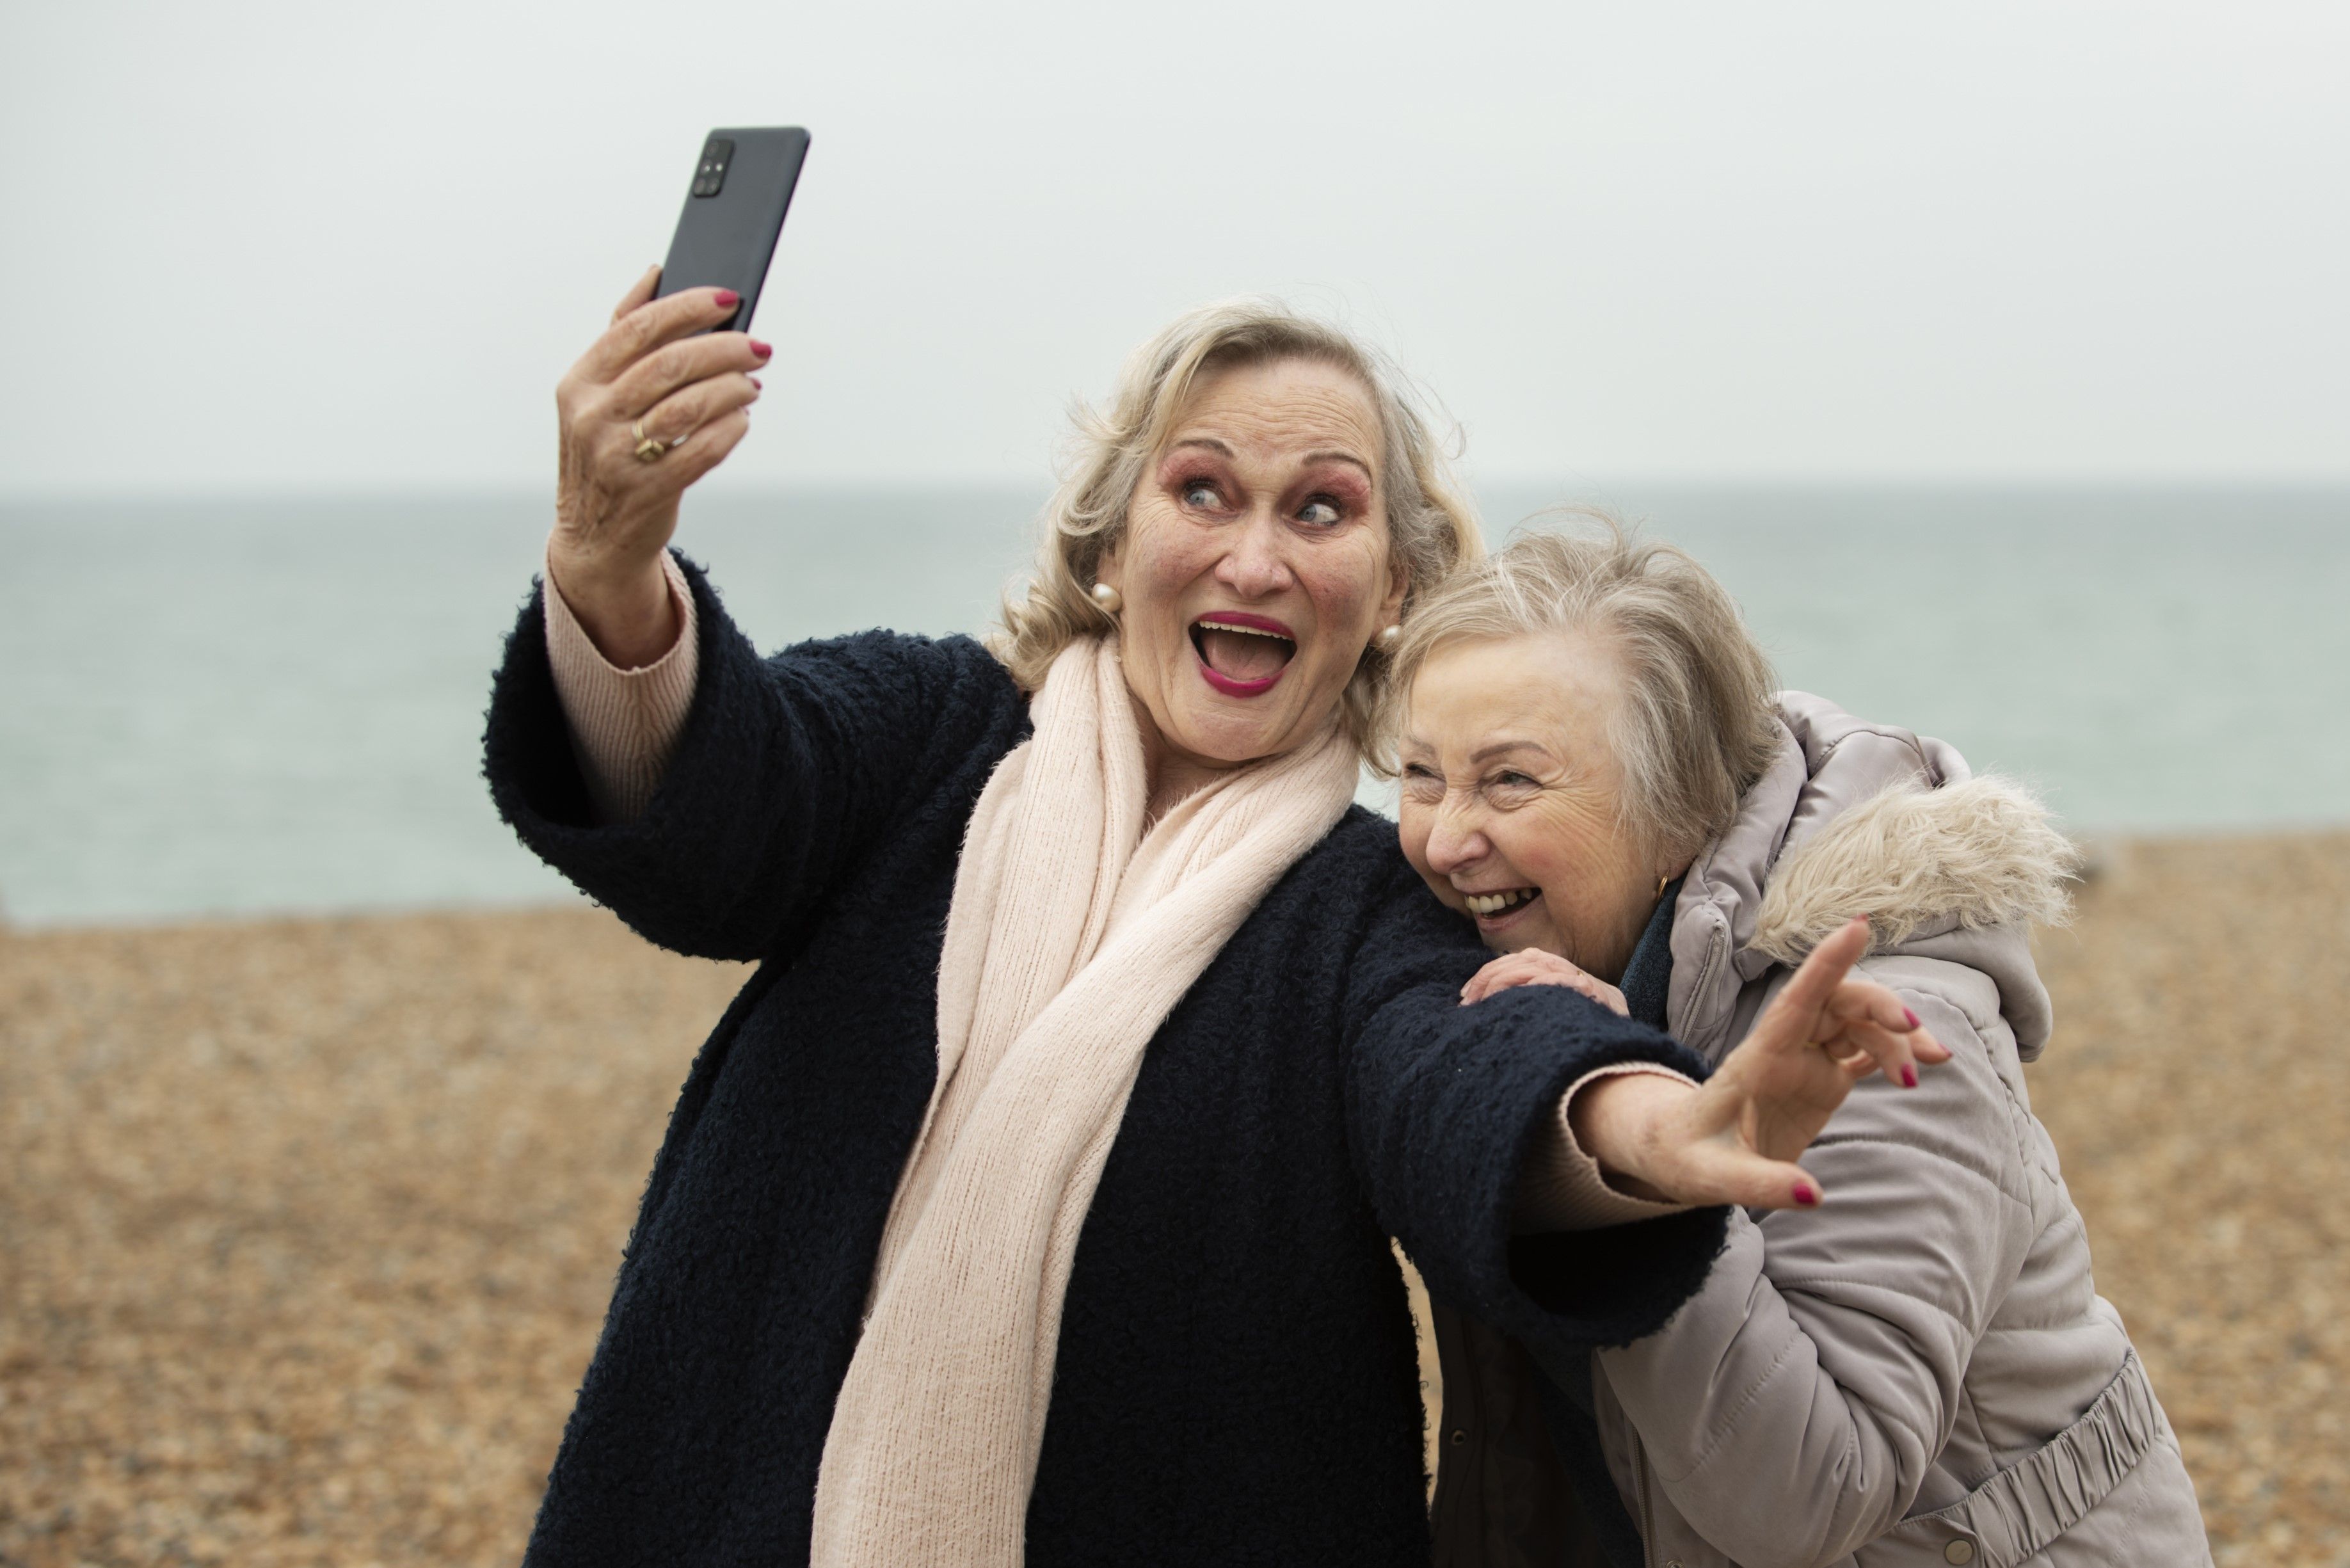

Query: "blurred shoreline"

xmin=8 ymin=484 xmax=2349 ymax=925
xmin=4 ymin=827 xmax=2346 ymax=1564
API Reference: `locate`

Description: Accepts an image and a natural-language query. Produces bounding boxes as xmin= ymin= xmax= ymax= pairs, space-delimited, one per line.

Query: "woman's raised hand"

xmin=1562 ymin=918 xmax=1952 ymax=1210
xmin=550 ymin=267 xmax=771 ymax=665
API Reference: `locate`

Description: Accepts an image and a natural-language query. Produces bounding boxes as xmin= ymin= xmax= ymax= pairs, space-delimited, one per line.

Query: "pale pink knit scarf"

xmin=808 ymin=634 xmax=1359 ymax=1567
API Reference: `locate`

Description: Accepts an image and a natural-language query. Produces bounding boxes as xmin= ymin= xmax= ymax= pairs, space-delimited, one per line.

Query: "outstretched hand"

xmin=1548 ymin=918 xmax=1951 ymax=1210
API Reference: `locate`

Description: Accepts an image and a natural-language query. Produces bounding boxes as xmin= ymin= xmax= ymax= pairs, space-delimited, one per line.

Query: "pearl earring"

xmin=1375 ymin=623 xmax=1402 ymax=650
xmin=1091 ymin=582 xmax=1123 ymax=614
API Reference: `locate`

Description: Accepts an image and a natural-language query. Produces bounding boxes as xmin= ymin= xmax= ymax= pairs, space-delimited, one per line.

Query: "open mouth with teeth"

xmin=1461 ymin=886 xmax=1542 ymax=924
xmin=1190 ymin=614 xmax=1298 ymax=697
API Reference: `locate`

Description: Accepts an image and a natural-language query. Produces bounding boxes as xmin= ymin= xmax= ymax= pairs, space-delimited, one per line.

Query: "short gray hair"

xmin=989 ymin=298 xmax=1482 ymax=751
xmin=1378 ymin=515 xmax=1782 ymax=863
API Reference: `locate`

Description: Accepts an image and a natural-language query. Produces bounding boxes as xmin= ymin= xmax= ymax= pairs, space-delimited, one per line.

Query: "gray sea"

xmin=4 ymin=485 xmax=2346 ymax=926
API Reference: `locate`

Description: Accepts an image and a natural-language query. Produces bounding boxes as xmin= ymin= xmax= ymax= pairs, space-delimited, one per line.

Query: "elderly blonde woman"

xmin=480 ymin=280 xmax=1942 ymax=1568
xmin=1390 ymin=527 xmax=2210 ymax=1568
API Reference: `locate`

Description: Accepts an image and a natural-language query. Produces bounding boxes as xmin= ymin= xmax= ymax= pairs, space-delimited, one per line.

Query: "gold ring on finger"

xmin=631 ymin=419 xmax=666 ymax=463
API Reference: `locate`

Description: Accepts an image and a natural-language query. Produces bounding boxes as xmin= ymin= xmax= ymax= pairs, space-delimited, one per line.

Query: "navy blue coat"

xmin=482 ymin=560 xmax=1727 ymax=1567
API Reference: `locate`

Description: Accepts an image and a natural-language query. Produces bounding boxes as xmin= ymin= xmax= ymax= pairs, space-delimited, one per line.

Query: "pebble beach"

xmin=3 ymin=831 xmax=2345 ymax=1565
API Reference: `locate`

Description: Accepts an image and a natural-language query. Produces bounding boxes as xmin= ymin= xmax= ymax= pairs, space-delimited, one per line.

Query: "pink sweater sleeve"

xmin=541 ymin=547 xmax=701 ymax=823
xmin=1515 ymin=1064 xmax=1700 ymax=1231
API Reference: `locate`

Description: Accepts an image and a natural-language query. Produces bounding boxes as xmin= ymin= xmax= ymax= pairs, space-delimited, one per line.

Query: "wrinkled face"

xmin=1395 ymin=632 xmax=1668 ymax=982
xmin=1099 ymin=356 xmax=1405 ymax=771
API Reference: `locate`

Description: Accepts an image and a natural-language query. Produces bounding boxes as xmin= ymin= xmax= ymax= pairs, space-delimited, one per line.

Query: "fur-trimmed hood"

xmin=1665 ymin=691 xmax=2079 ymax=1064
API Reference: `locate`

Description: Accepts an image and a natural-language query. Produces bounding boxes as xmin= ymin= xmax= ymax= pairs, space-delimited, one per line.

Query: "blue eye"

xmin=1182 ymin=480 xmax=1220 ymax=509
xmin=1299 ymin=497 xmax=1341 ymax=525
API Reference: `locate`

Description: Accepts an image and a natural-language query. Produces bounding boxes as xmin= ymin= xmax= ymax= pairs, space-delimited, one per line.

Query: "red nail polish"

xmin=749 ymin=376 xmax=763 ymax=390
xmin=713 ymin=289 xmax=740 ymax=307
xmin=1901 ymin=1064 xmax=1919 ymax=1089
xmin=1794 ymin=1181 xmax=1819 ymax=1207
xmin=750 ymin=339 xmax=774 ymax=359
xmin=1903 ymin=1007 xmax=1921 ymax=1029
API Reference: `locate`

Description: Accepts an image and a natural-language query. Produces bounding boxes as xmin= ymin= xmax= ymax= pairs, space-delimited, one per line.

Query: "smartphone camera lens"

xmin=692 ymin=138 xmax=734 ymax=198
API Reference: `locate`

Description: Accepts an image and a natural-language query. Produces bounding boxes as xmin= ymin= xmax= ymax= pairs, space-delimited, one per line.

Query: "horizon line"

xmin=8 ymin=474 xmax=2350 ymax=508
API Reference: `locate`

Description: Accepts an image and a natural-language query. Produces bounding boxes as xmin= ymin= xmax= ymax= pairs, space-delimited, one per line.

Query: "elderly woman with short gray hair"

xmin=1389 ymin=525 xmax=2212 ymax=1568
xmin=483 ymin=283 xmax=1941 ymax=1568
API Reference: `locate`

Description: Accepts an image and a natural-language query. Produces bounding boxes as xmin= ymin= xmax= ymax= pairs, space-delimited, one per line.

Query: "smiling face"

xmin=1098 ymin=356 xmax=1405 ymax=783
xmin=1395 ymin=631 xmax=1672 ymax=982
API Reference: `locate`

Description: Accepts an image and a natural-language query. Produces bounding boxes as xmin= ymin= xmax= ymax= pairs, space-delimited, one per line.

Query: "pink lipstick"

xmin=1190 ymin=611 xmax=1298 ymax=699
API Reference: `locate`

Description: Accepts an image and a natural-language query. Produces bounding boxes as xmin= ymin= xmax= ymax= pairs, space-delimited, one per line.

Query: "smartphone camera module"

xmin=691 ymin=138 xmax=734 ymax=198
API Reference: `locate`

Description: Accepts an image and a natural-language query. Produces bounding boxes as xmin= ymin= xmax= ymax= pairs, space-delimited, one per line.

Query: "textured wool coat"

xmin=481 ymin=561 xmax=1729 ymax=1568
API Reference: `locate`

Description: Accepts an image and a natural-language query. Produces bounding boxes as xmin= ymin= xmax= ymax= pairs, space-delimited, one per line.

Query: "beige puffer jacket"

xmin=1588 ymin=693 xmax=2211 ymax=1568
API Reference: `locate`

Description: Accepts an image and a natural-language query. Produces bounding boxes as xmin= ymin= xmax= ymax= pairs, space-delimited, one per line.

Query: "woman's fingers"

xmin=607 ymin=332 xmax=773 ymax=424
xmin=1458 ymin=950 xmax=1627 ymax=1014
xmin=1816 ymin=979 xmax=1949 ymax=1087
xmin=1738 ymin=918 xmax=1867 ymax=1065
xmin=1659 ymin=1138 xmax=1825 ymax=1212
xmin=573 ymin=285 xmax=749 ymax=390
xmin=1773 ymin=917 xmax=1871 ymax=1020
xmin=1747 ymin=920 xmax=1953 ymax=1091
xmin=563 ymin=323 xmax=766 ymax=522
xmin=1825 ymin=1016 xmax=1942 ymax=1089
xmin=1826 ymin=977 xmax=1948 ymax=1060
xmin=611 ymin=264 xmax=662 ymax=323
xmin=1839 ymin=1046 xmax=1891 ymax=1081
xmin=630 ymin=371 xmax=763 ymax=452
xmin=1463 ymin=957 xmax=1551 ymax=1005
xmin=657 ymin=405 xmax=754 ymax=490
xmin=1460 ymin=953 xmax=1525 ymax=1004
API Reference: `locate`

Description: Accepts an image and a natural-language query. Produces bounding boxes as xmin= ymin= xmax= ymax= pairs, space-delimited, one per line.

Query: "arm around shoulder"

xmin=1337 ymin=844 xmax=1729 ymax=1352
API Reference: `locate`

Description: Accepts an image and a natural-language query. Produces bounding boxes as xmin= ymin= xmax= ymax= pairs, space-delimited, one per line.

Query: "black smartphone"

xmin=655 ymin=127 xmax=810 ymax=333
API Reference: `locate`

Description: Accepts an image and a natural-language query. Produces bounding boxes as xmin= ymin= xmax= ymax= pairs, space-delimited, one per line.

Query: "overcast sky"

xmin=3 ymin=0 xmax=2345 ymax=495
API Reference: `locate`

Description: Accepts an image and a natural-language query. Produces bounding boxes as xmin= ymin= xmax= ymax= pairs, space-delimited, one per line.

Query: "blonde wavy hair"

xmin=989 ymin=299 xmax=1482 ymax=750
xmin=1377 ymin=516 xmax=1783 ymax=866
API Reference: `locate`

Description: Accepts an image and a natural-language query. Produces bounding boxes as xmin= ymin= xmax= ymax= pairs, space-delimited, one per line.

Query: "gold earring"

xmin=1656 ymin=874 xmax=1669 ymax=897
xmin=1091 ymin=582 xmax=1123 ymax=614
